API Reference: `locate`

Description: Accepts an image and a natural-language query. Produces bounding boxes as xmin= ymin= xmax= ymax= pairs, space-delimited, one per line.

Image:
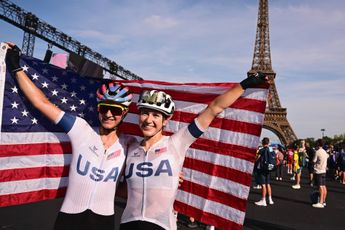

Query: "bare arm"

xmin=197 ymin=73 xmax=267 ymax=130
xmin=6 ymin=43 xmax=62 ymax=122
xmin=197 ymin=84 xmax=244 ymax=130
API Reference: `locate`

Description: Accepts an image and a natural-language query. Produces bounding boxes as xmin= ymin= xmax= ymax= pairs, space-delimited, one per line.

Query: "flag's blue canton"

xmin=2 ymin=55 xmax=101 ymax=132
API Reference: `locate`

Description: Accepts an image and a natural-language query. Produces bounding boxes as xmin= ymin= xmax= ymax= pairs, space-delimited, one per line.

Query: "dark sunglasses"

xmin=98 ymin=104 xmax=126 ymax=116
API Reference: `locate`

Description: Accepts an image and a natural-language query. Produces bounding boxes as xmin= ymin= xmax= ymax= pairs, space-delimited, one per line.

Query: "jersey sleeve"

xmin=55 ymin=111 xmax=92 ymax=144
xmin=54 ymin=111 xmax=76 ymax=133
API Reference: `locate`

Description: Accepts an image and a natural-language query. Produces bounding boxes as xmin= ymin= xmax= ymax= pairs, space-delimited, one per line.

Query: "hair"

xmin=316 ymin=139 xmax=324 ymax=147
xmin=262 ymin=137 xmax=270 ymax=145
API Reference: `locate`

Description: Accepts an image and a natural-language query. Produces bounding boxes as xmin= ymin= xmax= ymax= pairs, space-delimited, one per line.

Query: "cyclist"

xmin=5 ymin=43 xmax=134 ymax=230
xmin=120 ymin=73 xmax=268 ymax=229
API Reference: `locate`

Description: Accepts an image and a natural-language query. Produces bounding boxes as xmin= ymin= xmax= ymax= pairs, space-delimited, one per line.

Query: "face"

xmin=98 ymin=104 xmax=126 ymax=130
xmin=139 ymin=108 xmax=169 ymax=137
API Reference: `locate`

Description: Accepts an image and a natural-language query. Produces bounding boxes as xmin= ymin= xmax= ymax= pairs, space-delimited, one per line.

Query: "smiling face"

xmin=139 ymin=108 xmax=169 ymax=139
xmin=98 ymin=103 xmax=127 ymax=130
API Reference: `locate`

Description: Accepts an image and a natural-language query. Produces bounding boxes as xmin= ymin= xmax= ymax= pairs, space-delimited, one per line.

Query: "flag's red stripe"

xmin=190 ymin=137 xmax=256 ymax=162
xmin=172 ymin=111 xmax=262 ymax=136
xmin=0 ymin=142 xmax=72 ymax=157
xmin=119 ymin=79 xmax=238 ymax=87
xmin=0 ymin=166 xmax=70 ymax=182
xmin=123 ymin=112 xmax=262 ymax=136
xmin=0 ymin=188 xmax=67 ymax=208
xmin=120 ymin=122 xmax=257 ymax=162
xmin=183 ymin=157 xmax=252 ymax=186
xmin=174 ymin=200 xmax=242 ymax=230
xmin=179 ymin=180 xmax=247 ymax=212
xmin=126 ymin=108 xmax=263 ymax=136
xmin=127 ymin=85 xmax=266 ymax=113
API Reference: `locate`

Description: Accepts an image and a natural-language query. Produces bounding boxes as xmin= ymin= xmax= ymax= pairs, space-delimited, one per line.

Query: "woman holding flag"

xmin=120 ymin=73 xmax=268 ymax=229
xmin=5 ymin=42 xmax=135 ymax=230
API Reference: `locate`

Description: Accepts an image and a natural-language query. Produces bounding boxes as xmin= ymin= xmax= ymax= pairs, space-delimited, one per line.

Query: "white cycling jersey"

xmin=121 ymin=119 xmax=205 ymax=230
xmin=55 ymin=111 xmax=134 ymax=216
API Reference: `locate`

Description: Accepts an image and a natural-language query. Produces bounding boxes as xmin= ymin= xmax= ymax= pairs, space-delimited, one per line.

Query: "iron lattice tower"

xmin=248 ymin=0 xmax=297 ymax=145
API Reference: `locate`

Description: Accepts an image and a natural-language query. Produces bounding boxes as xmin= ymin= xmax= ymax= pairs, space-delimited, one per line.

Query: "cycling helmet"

xmin=137 ymin=90 xmax=175 ymax=116
xmin=96 ymin=82 xmax=132 ymax=107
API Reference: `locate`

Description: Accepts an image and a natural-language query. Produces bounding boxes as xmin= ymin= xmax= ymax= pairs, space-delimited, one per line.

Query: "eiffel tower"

xmin=248 ymin=0 xmax=297 ymax=145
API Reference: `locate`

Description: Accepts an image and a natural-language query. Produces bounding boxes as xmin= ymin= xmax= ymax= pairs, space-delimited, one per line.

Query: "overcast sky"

xmin=1 ymin=0 xmax=344 ymax=141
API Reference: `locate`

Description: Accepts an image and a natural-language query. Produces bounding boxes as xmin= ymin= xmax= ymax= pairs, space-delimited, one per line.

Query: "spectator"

xmin=255 ymin=137 xmax=274 ymax=206
xmin=312 ymin=139 xmax=329 ymax=208
xmin=337 ymin=149 xmax=345 ymax=184
xmin=253 ymin=149 xmax=262 ymax=189
xmin=287 ymin=148 xmax=294 ymax=175
xmin=292 ymin=142 xmax=305 ymax=190
xmin=306 ymin=142 xmax=316 ymax=186
xmin=275 ymin=146 xmax=284 ymax=181
xmin=187 ymin=217 xmax=198 ymax=229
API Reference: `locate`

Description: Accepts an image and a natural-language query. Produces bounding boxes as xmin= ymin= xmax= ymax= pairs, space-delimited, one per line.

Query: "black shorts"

xmin=259 ymin=172 xmax=270 ymax=185
xmin=120 ymin=221 xmax=165 ymax=230
xmin=315 ymin=173 xmax=326 ymax=187
xmin=308 ymin=164 xmax=314 ymax=174
xmin=339 ymin=164 xmax=345 ymax=172
xmin=53 ymin=210 xmax=115 ymax=230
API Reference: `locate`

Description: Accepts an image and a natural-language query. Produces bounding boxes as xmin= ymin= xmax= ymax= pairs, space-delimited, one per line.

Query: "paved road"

xmin=1 ymin=168 xmax=344 ymax=230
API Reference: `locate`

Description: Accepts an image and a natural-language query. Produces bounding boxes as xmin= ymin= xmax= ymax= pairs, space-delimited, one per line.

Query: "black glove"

xmin=5 ymin=45 xmax=23 ymax=74
xmin=240 ymin=72 xmax=266 ymax=89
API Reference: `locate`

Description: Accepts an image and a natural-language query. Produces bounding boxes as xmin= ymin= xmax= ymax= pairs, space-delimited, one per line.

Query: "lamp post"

xmin=321 ymin=128 xmax=325 ymax=138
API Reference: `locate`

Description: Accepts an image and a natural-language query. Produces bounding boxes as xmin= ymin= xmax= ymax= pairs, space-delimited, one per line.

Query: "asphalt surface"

xmin=0 ymin=167 xmax=344 ymax=230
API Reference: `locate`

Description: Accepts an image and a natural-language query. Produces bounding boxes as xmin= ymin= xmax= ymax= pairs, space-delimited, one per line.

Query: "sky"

xmin=1 ymin=0 xmax=345 ymax=141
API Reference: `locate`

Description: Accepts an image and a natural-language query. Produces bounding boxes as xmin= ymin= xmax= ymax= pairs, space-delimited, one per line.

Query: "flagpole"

xmin=0 ymin=43 xmax=9 ymax=141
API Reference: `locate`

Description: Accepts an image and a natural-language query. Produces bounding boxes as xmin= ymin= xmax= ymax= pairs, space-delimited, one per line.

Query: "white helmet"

xmin=137 ymin=90 xmax=175 ymax=116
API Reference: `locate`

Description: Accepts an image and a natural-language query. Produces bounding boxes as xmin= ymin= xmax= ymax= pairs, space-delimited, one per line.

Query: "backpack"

xmin=262 ymin=147 xmax=277 ymax=172
xmin=298 ymin=151 xmax=306 ymax=167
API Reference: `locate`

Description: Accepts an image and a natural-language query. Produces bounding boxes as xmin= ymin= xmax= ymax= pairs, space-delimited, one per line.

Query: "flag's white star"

xmin=61 ymin=84 xmax=68 ymax=90
xmin=11 ymin=101 xmax=19 ymax=109
xmin=22 ymin=65 xmax=29 ymax=72
xmin=71 ymin=78 xmax=77 ymax=83
xmin=78 ymin=112 xmax=85 ymax=118
xmin=80 ymin=85 xmax=86 ymax=91
xmin=61 ymin=97 xmax=68 ymax=104
xmin=42 ymin=68 xmax=48 ymax=74
xmin=88 ymin=80 xmax=95 ymax=84
xmin=11 ymin=86 xmax=18 ymax=93
xmin=32 ymin=73 xmax=39 ymax=80
xmin=71 ymin=91 xmax=77 ymax=97
xmin=21 ymin=110 xmax=29 ymax=117
xmin=31 ymin=118 xmax=38 ymax=124
xmin=11 ymin=117 xmax=19 ymax=124
xmin=42 ymin=81 xmax=49 ymax=88
xmin=51 ymin=90 xmax=59 ymax=96
xmin=88 ymin=107 xmax=94 ymax=112
xmin=79 ymin=99 xmax=85 ymax=105
xmin=89 ymin=93 xmax=95 ymax=98
xmin=70 ymin=105 xmax=77 ymax=111
xmin=52 ymin=76 xmax=58 ymax=82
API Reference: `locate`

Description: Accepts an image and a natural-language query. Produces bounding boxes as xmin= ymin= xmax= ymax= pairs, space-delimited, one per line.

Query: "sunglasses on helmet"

xmin=97 ymin=103 xmax=127 ymax=116
xmin=140 ymin=91 xmax=171 ymax=107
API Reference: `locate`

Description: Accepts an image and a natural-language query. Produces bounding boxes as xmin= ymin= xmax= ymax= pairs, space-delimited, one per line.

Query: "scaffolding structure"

xmin=0 ymin=0 xmax=142 ymax=80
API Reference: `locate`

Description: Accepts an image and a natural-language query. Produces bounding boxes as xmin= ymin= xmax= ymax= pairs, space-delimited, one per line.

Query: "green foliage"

xmin=291 ymin=133 xmax=345 ymax=149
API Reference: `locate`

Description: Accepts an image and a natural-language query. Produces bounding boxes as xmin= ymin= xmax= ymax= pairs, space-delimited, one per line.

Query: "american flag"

xmin=0 ymin=46 xmax=101 ymax=207
xmin=118 ymin=80 xmax=268 ymax=230
xmin=0 ymin=46 xmax=268 ymax=229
